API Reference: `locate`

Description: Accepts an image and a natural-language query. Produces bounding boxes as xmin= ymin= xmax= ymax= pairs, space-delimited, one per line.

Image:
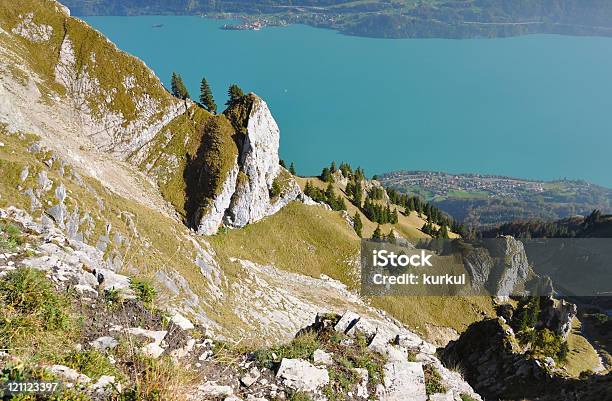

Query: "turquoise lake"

xmin=85 ymin=16 xmax=612 ymax=187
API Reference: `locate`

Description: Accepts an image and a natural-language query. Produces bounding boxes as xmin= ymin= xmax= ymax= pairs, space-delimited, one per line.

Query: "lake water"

xmin=85 ymin=16 xmax=612 ymax=187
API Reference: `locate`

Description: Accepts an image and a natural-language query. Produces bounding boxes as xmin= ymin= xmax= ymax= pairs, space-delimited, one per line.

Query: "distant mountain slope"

xmin=379 ymin=171 xmax=612 ymax=227
xmin=60 ymin=0 xmax=612 ymax=38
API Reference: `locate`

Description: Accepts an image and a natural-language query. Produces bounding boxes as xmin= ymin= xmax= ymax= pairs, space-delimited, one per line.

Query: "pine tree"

xmin=372 ymin=225 xmax=382 ymax=241
xmin=289 ymin=162 xmax=296 ymax=175
xmin=386 ymin=230 xmax=396 ymax=244
xmin=279 ymin=159 xmax=286 ymax=168
xmin=325 ymin=183 xmax=335 ymax=203
xmin=226 ymin=84 xmax=245 ymax=106
xmin=171 ymin=72 xmax=179 ymax=98
xmin=353 ymin=212 xmax=363 ymax=237
xmin=199 ymin=77 xmax=217 ymax=113
xmin=439 ymin=225 xmax=449 ymax=239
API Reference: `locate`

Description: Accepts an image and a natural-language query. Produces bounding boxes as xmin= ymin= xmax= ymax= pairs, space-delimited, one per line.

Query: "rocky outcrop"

xmin=538 ymin=297 xmax=577 ymax=340
xmin=463 ymin=236 xmax=530 ymax=297
xmin=442 ymin=318 xmax=551 ymax=401
xmin=196 ymin=95 xmax=305 ymax=234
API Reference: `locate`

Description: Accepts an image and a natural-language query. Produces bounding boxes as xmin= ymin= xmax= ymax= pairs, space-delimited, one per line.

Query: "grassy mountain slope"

xmin=1 ymin=0 xmax=492 ymax=346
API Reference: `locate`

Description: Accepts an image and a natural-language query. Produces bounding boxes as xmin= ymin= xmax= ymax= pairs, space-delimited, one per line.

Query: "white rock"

xmin=354 ymin=368 xmax=369 ymax=398
xmin=313 ymin=349 xmax=334 ymax=366
xmin=89 ymin=336 xmax=118 ymax=351
xmin=141 ymin=342 xmax=165 ymax=359
xmin=378 ymin=361 xmax=426 ymax=401
xmin=171 ymin=312 xmax=195 ymax=330
xmin=429 ymin=391 xmax=454 ymax=401
xmin=124 ymin=327 xmax=167 ymax=344
xmin=92 ymin=375 xmax=116 ymax=391
xmin=276 ymin=358 xmax=329 ymax=392
xmin=240 ymin=367 xmax=261 ymax=388
xmin=197 ymin=381 xmax=233 ymax=397
xmin=335 ymin=310 xmax=362 ymax=334
xmin=170 ymin=338 xmax=196 ymax=361
xmin=49 ymin=365 xmax=91 ymax=384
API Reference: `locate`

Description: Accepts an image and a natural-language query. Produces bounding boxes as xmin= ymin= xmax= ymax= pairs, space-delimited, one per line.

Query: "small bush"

xmin=531 ymin=328 xmax=568 ymax=362
xmin=254 ymin=330 xmax=320 ymax=368
xmin=119 ymin=356 xmax=192 ymax=401
xmin=460 ymin=394 xmax=478 ymax=401
xmin=287 ymin=391 xmax=313 ymax=401
xmin=130 ymin=278 xmax=157 ymax=304
xmin=0 ymin=268 xmax=74 ymax=359
xmin=270 ymin=178 xmax=282 ymax=198
xmin=104 ymin=288 xmax=122 ymax=305
xmin=60 ymin=349 xmax=119 ymax=381
xmin=0 ymin=222 xmax=23 ymax=251
xmin=424 ymin=364 xmax=447 ymax=395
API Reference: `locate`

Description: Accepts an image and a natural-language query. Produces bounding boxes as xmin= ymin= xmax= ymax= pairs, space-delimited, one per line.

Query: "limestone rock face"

xmin=224 ymin=97 xmax=280 ymax=227
xmin=196 ymin=162 xmax=239 ymax=235
xmin=463 ymin=236 xmax=530 ymax=297
xmin=197 ymin=95 xmax=304 ymax=234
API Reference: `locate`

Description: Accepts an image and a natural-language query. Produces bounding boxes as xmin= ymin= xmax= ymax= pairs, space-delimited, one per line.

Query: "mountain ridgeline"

xmin=60 ymin=0 xmax=612 ymax=39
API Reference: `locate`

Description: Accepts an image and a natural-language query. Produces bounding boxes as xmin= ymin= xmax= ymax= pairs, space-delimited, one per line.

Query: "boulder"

xmin=89 ymin=336 xmax=118 ymax=351
xmin=276 ymin=358 xmax=329 ymax=392
xmin=170 ymin=312 xmax=195 ymax=330
xmin=240 ymin=367 xmax=261 ymax=388
xmin=313 ymin=349 xmax=334 ymax=366
xmin=49 ymin=365 xmax=91 ymax=384
xmin=197 ymin=381 xmax=233 ymax=397
xmin=141 ymin=342 xmax=165 ymax=359
xmin=378 ymin=361 xmax=427 ymax=401
xmin=334 ymin=310 xmax=361 ymax=334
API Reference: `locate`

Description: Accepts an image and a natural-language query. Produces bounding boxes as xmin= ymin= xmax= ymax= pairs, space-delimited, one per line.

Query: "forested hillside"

xmin=62 ymin=0 xmax=612 ymax=38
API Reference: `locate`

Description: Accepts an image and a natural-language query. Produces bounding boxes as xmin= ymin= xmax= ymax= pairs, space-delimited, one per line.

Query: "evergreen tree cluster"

xmin=371 ymin=225 xmax=396 ymax=243
xmin=368 ymin=187 xmax=385 ymax=200
xmin=304 ymin=181 xmax=346 ymax=211
xmin=226 ymin=84 xmax=245 ymax=106
xmin=386 ymin=188 xmax=465 ymax=235
xmin=171 ymin=72 xmax=190 ymax=100
xmin=279 ymin=160 xmax=297 ymax=175
xmin=481 ymin=209 xmax=609 ymax=239
xmin=169 ymin=73 xmax=246 ymax=115
xmin=421 ymin=222 xmax=449 ymax=238
xmin=320 ymin=161 xmax=365 ymax=184
xmin=362 ymin=197 xmax=399 ymax=225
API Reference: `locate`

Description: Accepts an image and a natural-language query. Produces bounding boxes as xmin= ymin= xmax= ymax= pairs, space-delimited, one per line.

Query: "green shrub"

xmin=0 ymin=222 xmax=23 ymax=251
xmin=460 ymin=394 xmax=478 ymax=401
xmin=60 ymin=349 xmax=119 ymax=381
xmin=130 ymin=278 xmax=157 ymax=304
xmin=0 ymin=268 xmax=74 ymax=359
xmin=254 ymin=330 xmax=320 ymax=368
xmin=104 ymin=288 xmax=122 ymax=305
xmin=287 ymin=391 xmax=313 ymax=401
xmin=512 ymin=296 xmax=541 ymax=334
xmin=532 ymin=328 xmax=568 ymax=362
xmin=270 ymin=178 xmax=282 ymax=198
xmin=424 ymin=364 xmax=447 ymax=395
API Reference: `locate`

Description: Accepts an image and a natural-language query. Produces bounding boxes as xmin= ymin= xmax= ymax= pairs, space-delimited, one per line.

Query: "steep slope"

xmin=0 ymin=2 xmax=492 ymax=399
